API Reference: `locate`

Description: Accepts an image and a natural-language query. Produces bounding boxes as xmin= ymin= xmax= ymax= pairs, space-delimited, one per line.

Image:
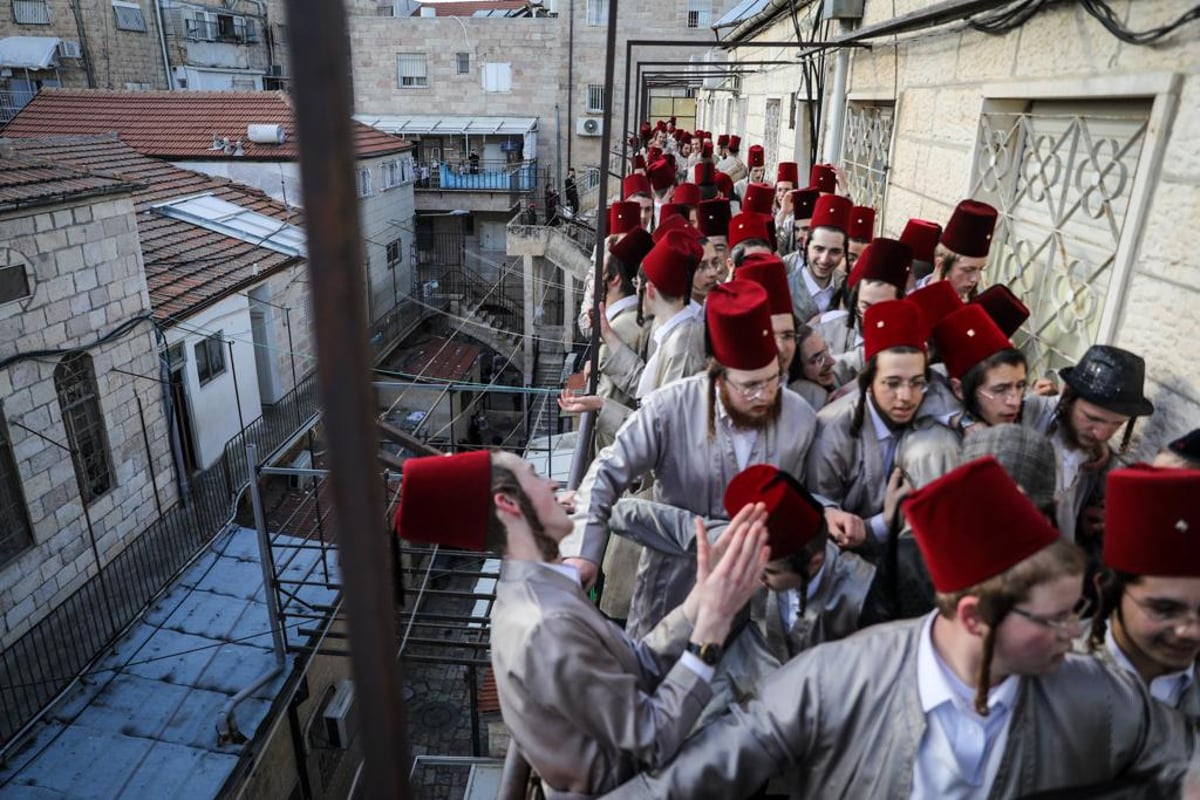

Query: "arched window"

xmin=54 ymin=352 xmax=113 ymax=504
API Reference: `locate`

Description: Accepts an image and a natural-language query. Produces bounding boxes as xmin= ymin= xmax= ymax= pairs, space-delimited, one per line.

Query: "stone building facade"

xmin=0 ymin=156 xmax=176 ymax=646
xmin=696 ymin=0 xmax=1200 ymax=455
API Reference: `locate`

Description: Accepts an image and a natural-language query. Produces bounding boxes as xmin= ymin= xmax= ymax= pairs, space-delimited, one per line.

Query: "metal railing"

xmin=0 ymin=90 xmax=33 ymax=125
xmin=221 ymin=370 xmax=321 ymax=499
xmin=415 ymin=159 xmax=543 ymax=193
xmin=183 ymin=16 xmax=260 ymax=44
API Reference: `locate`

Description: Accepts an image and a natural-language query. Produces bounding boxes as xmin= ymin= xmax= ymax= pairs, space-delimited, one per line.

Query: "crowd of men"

xmin=395 ymin=116 xmax=1200 ymax=798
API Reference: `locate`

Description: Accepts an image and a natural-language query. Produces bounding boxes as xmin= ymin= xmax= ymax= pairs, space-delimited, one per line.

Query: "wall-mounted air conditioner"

xmin=576 ymin=117 xmax=602 ymax=137
xmin=58 ymin=41 xmax=82 ymax=59
xmin=322 ymin=679 xmax=357 ymax=749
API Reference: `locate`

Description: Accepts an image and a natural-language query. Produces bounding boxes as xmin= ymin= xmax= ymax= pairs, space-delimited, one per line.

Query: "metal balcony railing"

xmin=415 ymin=159 xmax=541 ymax=193
xmin=0 ymin=90 xmax=33 ymax=125
xmin=183 ymin=16 xmax=259 ymax=44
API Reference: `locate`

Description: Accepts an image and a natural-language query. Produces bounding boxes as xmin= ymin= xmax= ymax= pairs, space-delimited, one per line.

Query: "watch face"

xmin=689 ymin=641 xmax=721 ymax=665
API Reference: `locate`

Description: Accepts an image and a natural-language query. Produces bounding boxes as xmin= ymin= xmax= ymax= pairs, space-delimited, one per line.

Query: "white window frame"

xmin=382 ymin=160 xmax=402 ymax=189
xmin=481 ymin=62 xmax=511 ymax=93
xmin=397 ymin=52 xmax=428 ymax=89
xmin=456 ymin=51 xmax=470 ymax=75
xmin=585 ymin=0 xmax=607 ymax=27
xmin=357 ymin=167 xmax=374 ymax=197
xmin=112 ymin=0 xmax=146 ymax=32
xmin=685 ymin=0 xmax=709 ymax=29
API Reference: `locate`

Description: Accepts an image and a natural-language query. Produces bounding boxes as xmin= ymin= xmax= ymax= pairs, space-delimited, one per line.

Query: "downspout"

xmin=822 ymin=19 xmax=852 ymax=164
xmin=566 ymin=0 xmax=575 ymax=170
xmin=68 ymin=0 xmax=96 ymax=88
xmin=153 ymin=0 xmax=173 ymax=89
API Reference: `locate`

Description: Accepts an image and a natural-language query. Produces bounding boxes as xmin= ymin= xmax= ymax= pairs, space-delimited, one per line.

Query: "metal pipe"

xmin=824 ymin=20 xmax=852 ymax=164
xmin=152 ymin=0 xmax=173 ymax=88
xmin=283 ymin=0 xmax=412 ymax=794
xmin=135 ymin=396 xmax=164 ymax=520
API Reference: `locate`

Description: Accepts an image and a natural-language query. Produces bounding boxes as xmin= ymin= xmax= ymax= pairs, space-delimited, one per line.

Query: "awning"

xmin=354 ymin=114 xmax=537 ymax=136
xmin=0 ymin=36 xmax=61 ymax=70
xmin=712 ymin=0 xmax=772 ymax=29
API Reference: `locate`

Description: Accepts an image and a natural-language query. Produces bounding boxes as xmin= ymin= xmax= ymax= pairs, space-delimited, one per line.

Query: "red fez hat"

xmin=647 ymin=159 xmax=675 ymax=192
xmin=632 ymin=154 xmax=646 ymax=172
xmin=1105 ymin=465 xmax=1200 ymax=577
xmin=900 ymin=219 xmax=943 ymax=263
xmin=747 ymin=144 xmax=765 ymax=168
xmin=906 ymin=280 xmax=963 ymax=330
xmin=810 ymin=163 xmax=837 ymax=194
xmin=717 ymin=134 xmax=730 ymax=148
xmin=668 ymin=115 xmax=677 ymax=125
xmin=673 ymin=182 xmax=702 ymax=206
xmin=724 ymin=465 xmax=824 ymax=561
xmin=642 ymin=232 xmax=697 ymax=297
xmin=706 ymin=280 xmax=777 ymax=370
xmin=789 ymin=188 xmax=819 ymax=221
xmin=941 ymin=199 xmax=998 ymax=258
xmin=610 ymin=227 xmax=654 ymax=270
xmin=737 ymin=253 xmax=792 ymax=316
xmin=623 ymin=173 xmax=651 ymax=199
xmin=655 ymin=120 xmax=666 ymax=131
xmin=863 ymin=300 xmax=927 ymax=361
xmin=971 ymin=284 xmax=1030 ymax=339
xmin=659 ymin=203 xmax=688 ymax=224
xmin=694 ymin=162 xmax=715 ymax=186
xmin=776 ymin=162 xmax=799 ymax=186
xmin=651 ymin=211 xmax=689 ymax=242
xmin=728 ymin=212 xmax=773 ymax=250
xmin=608 ymin=201 xmax=641 ymax=236
xmin=697 ymin=199 xmax=731 ymax=239
xmin=810 ymin=194 xmax=852 ymax=232
xmin=647 ymin=146 xmax=663 ymax=161
xmin=395 ymin=451 xmax=491 ymax=550
xmin=905 ymin=456 xmax=1060 ymax=593
xmin=742 ymin=183 xmax=775 ymax=216
xmin=847 ymin=206 xmax=876 ymax=241
xmin=728 ymin=135 xmax=742 ymax=152
xmin=847 ymin=237 xmax=912 ymax=293
xmin=665 ymin=153 xmax=677 ymax=170
xmin=715 ymin=172 xmax=734 ymax=198
xmin=931 ymin=305 xmax=1013 ymax=380
xmin=639 ymin=121 xmax=651 ymax=137
xmin=701 ymin=140 xmax=714 ymax=158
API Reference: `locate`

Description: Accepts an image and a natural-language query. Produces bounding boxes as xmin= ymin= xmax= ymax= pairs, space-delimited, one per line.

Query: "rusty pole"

xmin=282 ymin=1 xmax=412 ymax=796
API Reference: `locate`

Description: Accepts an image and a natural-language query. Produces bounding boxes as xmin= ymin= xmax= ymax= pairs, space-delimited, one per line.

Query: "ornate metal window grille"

xmin=970 ymin=101 xmax=1150 ymax=376
xmin=0 ymin=409 xmax=34 ymax=566
xmin=54 ymin=352 xmax=113 ymax=504
xmin=841 ymin=101 xmax=894 ymax=217
xmin=13 ymin=0 xmax=51 ymax=24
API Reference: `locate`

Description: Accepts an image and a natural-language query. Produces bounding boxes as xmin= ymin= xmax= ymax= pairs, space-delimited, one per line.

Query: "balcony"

xmin=183 ymin=16 xmax=259 ymax=44
xmin=416 ymin=159 xmax=540 ymax=193
xmin=0 ymin=90 xmax=33 ymax=125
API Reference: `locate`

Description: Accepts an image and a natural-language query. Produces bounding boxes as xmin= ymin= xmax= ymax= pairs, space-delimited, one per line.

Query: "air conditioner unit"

xmin=266 ymin=64 xmax=284 ymax=78
xmin=58 ymin=41 xmax=83 ymax=59
xmin=576 ymin=117 xmax=602 ymax=137
xmin=322 ymin=679 xmax=357 ymax=749
xmin=288 ymin=449 xmax=313 ymax=490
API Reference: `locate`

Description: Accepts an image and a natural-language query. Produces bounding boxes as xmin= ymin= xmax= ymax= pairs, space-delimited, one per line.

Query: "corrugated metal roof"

xmin=713 ymin=0 xmax=772 ymax=29
xmin=0 ymin=36 xmax=61 ymax=70
xmin=153 ymin=193 xmax=306 ymax=258
xmin=0 ymin=527 xmax=340 ymax=798
xmin=355 ymin=114 xmax=537 ymax=136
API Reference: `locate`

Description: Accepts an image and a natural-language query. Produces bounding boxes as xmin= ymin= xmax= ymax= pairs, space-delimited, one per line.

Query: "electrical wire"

xmin=1079 ymin=0 xmax=1200 ymax=44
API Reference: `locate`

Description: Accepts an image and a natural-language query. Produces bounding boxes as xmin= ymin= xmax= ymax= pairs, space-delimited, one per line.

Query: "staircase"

xmin=528 ymin=336 xmax=569 ymax=441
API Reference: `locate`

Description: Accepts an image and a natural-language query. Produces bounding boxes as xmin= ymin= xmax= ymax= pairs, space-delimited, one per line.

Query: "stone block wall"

xmin=0 ymin=194 xmax=177 ymax=647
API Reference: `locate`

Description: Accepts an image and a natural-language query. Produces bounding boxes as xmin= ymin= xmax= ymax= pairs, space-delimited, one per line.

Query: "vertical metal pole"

xmin=284 ymin=306 xmax=299 ymax=392
xmin=246 ymin=442 xmax=287 ymax=661
xmin=283 ymin=1 xmax=412 ymax=796
xmin=228 ymin=339 xmax=246 ymax=434
xmin=136 ymin=396 xmax=164 ymax=520
xmin=824 ymin=20 xmax=852 ymax=165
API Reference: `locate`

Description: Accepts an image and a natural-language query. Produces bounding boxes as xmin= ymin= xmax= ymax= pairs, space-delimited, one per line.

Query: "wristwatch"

xmin=686 ymin=640 xmax=723 ymax=665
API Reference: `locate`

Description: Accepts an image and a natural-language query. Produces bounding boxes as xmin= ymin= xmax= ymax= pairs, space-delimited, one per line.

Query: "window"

xmin=586 ymin=84 xmax=605 ymax=114
xmin=386 ymin=238 xmax=402 ymax=270
xmin=585 ymin=0 xmax=607 ymax=26
xmin=194 ymin=333 xmax=227 ymax=385
xmin=456 ymin=52 xmax=469 ymax=74
xmin=12 ymin=0 xmax=50 ymax=24
xmin=357 ymin=167 xmax=374 ymax=197
xmin=841 ymin=101 xmax=895 ymax=219
xmin=685 ymin=0 xmax=709 ymax=28
xmin=0 ymin=411 xmax=33 ymax=567
xmin=0 ymin=259 xmax=30 ymax=305
xmin=397 ymin=53 xmax=428 ymax=88
xmin=112 ymin=1 xmax=146 ymax=31
xmin=54 ymin=353 xmax=113 ymax=504
xmin=382 ymin=160 xmax=402 ymax=189
xmin=481 ymin=62 xmax=511 ymax=93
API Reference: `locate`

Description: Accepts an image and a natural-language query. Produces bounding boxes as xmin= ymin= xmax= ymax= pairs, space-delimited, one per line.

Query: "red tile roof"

xmin=401 ymin=336 xmax=481 ymax=381
xmin=6 ymin=134 xmax=304 ymax=323
xmin=0 ymin=149 xmax=135 ymax=210
xmin=2 ymin=89 xmax=412 ymax=161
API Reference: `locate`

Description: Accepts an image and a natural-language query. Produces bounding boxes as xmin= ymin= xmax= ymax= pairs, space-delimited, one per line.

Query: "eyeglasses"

xmin=878 ymin=377 xmax=929 ymax=396
xmin=1010 ymin=596 xmax=1093 ymax=632
xmin=725 ymin=372 xmax=782 ymax=400
xmin=1127 ymin=593 xmax=1200 ymax=628
xmin=776 ymin=331 xmax=797 ymax=343
xmin=805 ymin=348 xmax=832 ymax=367
xmin=978 ymin=381 xmax=1028 ymax=401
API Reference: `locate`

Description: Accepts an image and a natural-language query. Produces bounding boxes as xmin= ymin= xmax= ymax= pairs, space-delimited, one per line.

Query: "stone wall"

xmin=0 ymin=193 xmax=177 ymax=646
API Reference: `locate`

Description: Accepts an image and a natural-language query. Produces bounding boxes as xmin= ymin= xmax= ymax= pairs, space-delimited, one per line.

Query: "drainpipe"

xmin=216 ymin=442 xmax=287 ymax=745
xmin=153 ymin=0 xmax=173 ymax=89
xmin=68 ymin=0 xmax=96 ymax=88
xmin=565 ymin=0 xmax=575 ymax=170
xmin=822 ymin=19 xmax=852 ymax=164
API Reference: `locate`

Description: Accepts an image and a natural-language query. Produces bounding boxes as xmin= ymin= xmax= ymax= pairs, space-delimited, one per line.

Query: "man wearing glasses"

xmin=602 ymin=458 xmax=1195 ymax=798
xmin=561 ymin=281 xmax=824 ymax=639
xmin=1089 ymin=464 xmax=1200 ymax=724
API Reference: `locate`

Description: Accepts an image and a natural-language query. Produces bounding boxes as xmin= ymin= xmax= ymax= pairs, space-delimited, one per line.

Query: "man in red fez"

xmin=917 ymin=199 xmax=999 ymax=300
xmin=608 ymin=457 xmax=1195 ymax=797
xmin=737 ymin=253 xmax=799 ymax=374
xmin=622 ymin=173 xmax=655 ymax=231
xmin=1091 ymin=465 xmax=1200 ymax=723
xmin=396 ymin=449 xmax=769 ymax=797
xmin=845 ymin=205 xmax=876 ymax=269
xmin=697 ymin=198 xmax=731 ymax=276
xmin=930 ymin=304 xmax=1028 ymax=434
xmin=773 ymin=161 xmax=799 ymax=218
xmin=646 ymin=158 xmax=677 ymax=227
xmin=734 ymin=144 xmax=766 ymax=202
xmin=717 ymin=135 xmax=747 ymax=184
xmin=561 ymin=281 xmax=827 ymax=638
xmin=796 ymin=194 xmax=852 ymax=320
xmin=725 ymin=211 xmax=775 ymax=276
xmin=781 ymin=188 xmax=821 ymax=303
xmin=900 ymin=218 xmax=943 ymax=287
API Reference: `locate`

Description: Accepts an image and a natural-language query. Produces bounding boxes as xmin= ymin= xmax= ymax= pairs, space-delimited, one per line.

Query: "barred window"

xmin=386 ymin=238 xmax=402 ymax=270
xmin=12 ymin=0 xmax=50 ymax=24
xmin=54 ymin=353 xmax=113 ymax=504
xmin=585 ymin=0 xmax=607 ymax=26
xmin=382 ymin=160 xmax=402 ymax=189
xmin=397 ymin=53 xmax=428 ymax=88
xmin=0 ymin=259 xmax=30 ymax=305
xmin=0 ymin=410 xmax=33 ymax=567
xmin=194 ymin=333 xmax=226 ymax=385
xmin=357 ymin=167 xmax=374 ymax=197
xmin=112 ymin=0 xmax=146 ymax=32
xmin=586 ymin=84 xmax=605 ymax=114
xmin=685 ymin=0 xmax=708 ymax=28
xmin=456 ymin=52 xmax=469 ymax=75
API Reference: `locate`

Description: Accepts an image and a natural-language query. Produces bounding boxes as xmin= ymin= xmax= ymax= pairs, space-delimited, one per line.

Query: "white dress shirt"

xmin=714 ymin=395 xmax=759 ymax=471
xmin=866 ymin=398 xmax=899 ymax=541
xmin=802 ymin=266 xmax=838 ymax=313
xmin=1107 ymin=629 xmax=1195 ymax=707
xmin=636 ymin=305 xmax=697 ymax=399
xmin=776 ymin=563 xmax=827 ymax=632
xmin=912 ymin=613 xmax=1019 ymax=799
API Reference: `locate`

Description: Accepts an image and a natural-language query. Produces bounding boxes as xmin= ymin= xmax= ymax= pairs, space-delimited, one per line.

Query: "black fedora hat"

xmin=1060 ymin=345 xmax=1154 ymax=418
